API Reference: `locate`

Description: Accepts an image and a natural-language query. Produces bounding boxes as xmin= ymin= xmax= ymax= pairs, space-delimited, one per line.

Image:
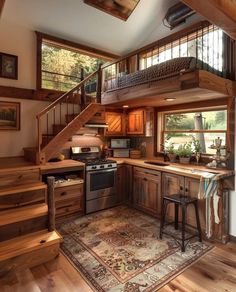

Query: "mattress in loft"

xmin=105 ymin=57 xmax=218 ymax=91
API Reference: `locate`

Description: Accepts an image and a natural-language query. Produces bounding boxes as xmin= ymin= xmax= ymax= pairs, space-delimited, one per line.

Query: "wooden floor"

xmin=0 ymin=242 xmax=235 ymax=292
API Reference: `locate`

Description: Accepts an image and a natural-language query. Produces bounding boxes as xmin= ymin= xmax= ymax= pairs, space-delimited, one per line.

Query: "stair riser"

xmin=0 ymin=169 xmax=40 ymax=189
xmin=0 ymin=243 xmax=60 ymax=280
xmin=0 ymin=188 xmax=46 ymax=211
xmin=0 ymin=216 xmax=48 ymax=242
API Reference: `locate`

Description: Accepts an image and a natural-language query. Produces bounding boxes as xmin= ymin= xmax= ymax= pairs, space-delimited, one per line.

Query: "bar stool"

xmin=159 ymin=194 xmax=202 ymax=252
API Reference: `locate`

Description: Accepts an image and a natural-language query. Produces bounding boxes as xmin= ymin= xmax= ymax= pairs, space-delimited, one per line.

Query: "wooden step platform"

xmin=0 ymin=203 xmax=48 ymax=227
xmin=0 ymin=230 xmax=62 ymax=279
xmin=0 ymin=182 xmax=46 ymax=197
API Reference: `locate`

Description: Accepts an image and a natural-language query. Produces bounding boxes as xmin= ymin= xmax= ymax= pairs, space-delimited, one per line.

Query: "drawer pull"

xmin=60 ymin=191 xmax=67 ymax=196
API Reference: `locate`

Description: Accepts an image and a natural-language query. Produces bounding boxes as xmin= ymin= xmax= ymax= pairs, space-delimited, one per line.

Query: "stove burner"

xmin=76 ymin=158 xmax=116 ymax=166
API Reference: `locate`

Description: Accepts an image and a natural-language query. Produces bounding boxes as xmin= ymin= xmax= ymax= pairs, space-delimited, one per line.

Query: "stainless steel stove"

xmin=71 ymin=146 xmax=117 ymax=214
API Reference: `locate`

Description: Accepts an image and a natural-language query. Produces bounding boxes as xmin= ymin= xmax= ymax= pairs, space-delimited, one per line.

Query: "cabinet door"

xmin=127 ymin=109 xmax=144 ymax=135
xmin=125 ymin=165 xmax=133 ymax=204
xmin=185 ymin=178 xmax=205 ymax=231
xmin=162 ymin=173 xmax=184 ymax=221
xmin=105 ymin=112 xmax=125 ymax=136
xmin=133 ymin=167 xmax=161 ymax=217
xmin=117 ymin=165 xmax=126 ymax=203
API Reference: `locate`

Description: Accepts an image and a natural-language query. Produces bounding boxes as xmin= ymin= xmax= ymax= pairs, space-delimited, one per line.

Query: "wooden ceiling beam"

xmin=181 ymin=0 xmax=236 ymax=40
xmin=0 ymin=0 xmax=5 ymax=17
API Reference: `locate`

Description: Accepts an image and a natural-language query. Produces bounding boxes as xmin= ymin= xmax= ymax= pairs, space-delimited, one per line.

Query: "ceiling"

xmin=2 ymin=0 xmax=202 ymax=56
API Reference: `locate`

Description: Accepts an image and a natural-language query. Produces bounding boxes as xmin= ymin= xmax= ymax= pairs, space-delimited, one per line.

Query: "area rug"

xmin=58 ymin=206 xmax=213 ymax=291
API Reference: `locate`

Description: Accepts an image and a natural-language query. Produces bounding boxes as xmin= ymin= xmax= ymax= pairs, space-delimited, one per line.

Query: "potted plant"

xmin=177 ymin=142 xmax=192 ymax=164
xmin=192 ymin=136 xmax=202 ymax=163
xmin=166 ymin=142 xmax=177 ymax=162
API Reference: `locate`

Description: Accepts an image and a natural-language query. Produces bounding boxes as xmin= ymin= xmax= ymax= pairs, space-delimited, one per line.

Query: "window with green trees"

xmin=161 ymin=108 xmax=227 ymax=154
xmin=41 ymin=42 xmax=107 ymax=91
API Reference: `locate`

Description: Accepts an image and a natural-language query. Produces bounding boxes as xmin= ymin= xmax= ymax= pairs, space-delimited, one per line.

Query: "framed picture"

xmin=0 ymin=101 xmax=20 ymax=130
xmin=0 ymin=52 xmax=18 ymax=79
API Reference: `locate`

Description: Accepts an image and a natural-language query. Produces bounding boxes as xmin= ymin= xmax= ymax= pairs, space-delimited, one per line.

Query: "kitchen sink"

xmin=144 ymin=161 xmax=170 ymax=166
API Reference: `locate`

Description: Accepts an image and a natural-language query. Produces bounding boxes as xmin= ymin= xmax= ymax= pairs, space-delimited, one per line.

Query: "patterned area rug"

xmin=58 ymin=206 xmax=213 ymax=291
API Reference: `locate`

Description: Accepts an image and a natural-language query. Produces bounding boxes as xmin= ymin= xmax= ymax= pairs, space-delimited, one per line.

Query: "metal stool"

xmin=159 ymin=194 xmax=202 ymax=252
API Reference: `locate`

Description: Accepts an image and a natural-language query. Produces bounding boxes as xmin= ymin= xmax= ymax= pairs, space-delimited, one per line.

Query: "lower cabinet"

xmin=117 ymin=164 xmax=133 ymax=204
xmin=162 ymin=173 xmax=205 ymax=231
xmin=54 ymin=182 xmax=84 ymax=219
xmin=133 ymin=167 xmax=161 ymax=217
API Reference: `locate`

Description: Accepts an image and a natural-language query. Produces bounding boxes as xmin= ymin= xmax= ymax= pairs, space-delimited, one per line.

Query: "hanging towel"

xmin=198 ymin=172 xmax=220 ymax=238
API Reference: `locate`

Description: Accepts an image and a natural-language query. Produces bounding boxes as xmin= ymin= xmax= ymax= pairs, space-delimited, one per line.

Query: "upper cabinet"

xmin=127 ymin=109 xmax=145 ymax=135
xmin=105 ymin=108 xmax=153 ymax=137
xmin=105 ymin=111 xmax=126 ymax=136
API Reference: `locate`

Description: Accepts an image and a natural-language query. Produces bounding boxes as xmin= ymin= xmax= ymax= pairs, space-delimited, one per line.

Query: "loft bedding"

xmin=104 ymin=57 xmax=221 ymax=92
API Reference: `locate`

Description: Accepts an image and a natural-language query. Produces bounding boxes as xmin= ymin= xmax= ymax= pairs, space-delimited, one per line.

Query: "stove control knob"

xmin=92 ymin=166 xmax=97 ymax=170
xmin=108 ymin=164 xmax=112 ymax=167
xmin=100 ymin=165 xmax=105 ymax=169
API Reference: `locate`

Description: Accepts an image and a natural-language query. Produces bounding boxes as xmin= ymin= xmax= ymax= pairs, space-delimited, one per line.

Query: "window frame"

xmin=157 ymin=104 xmax=228 ymax=156
xmin=35 ymin=31 xmax=119 ymax=91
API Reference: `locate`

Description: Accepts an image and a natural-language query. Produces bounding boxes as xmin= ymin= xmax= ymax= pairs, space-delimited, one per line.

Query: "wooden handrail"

xmin=37 ymin=69 xmax=99 ymax=118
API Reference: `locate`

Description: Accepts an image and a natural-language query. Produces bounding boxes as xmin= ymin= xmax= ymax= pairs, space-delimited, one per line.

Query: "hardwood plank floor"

xmin=0 ymin=242 xmax=235 ymax=292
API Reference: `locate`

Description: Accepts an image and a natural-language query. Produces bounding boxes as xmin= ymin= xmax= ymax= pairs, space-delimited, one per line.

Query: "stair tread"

xmin=0 ymin=182 xmax=47 ymax=197
xmin=0 ymin=230 xmax=62 ymax=262
xmin=0 ymin=203 xmax=48 ymax=226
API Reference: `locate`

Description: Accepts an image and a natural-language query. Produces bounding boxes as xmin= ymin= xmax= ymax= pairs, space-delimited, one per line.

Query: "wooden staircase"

xmin=0 ymin=166 xmax=62 ymax=281
xmin=23 ymin=67 xmax=104 ymax=164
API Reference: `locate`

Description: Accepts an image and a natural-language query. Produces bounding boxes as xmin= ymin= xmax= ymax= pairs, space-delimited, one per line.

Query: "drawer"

xmin=134 ymin=166 xmax=161 ymax=177
xmin=54 ymin=183 xmax=83 ymax=202
xmin=55 ymin=197 xmax=84 ymax=218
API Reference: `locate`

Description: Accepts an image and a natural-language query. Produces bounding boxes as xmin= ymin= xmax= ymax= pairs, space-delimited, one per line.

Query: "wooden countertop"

xmin=113 ymin=158 xmax=235 ymax=180
xmin=40 ymin=159 xmax=85 ymax=174
xmin=0 ymin=157 xmax=85 ymax=174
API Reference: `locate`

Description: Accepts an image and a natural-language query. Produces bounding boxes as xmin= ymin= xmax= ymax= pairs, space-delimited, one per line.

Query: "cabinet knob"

xmin=180 ymin=186 xmax=183 ymax=191
xmin=143 ymin=178 xmax=147 ymax=181
xmin=185 ymin=188 xmax=188 ymax=192
xmin=60 ymin=191 xmax=67 ymax=196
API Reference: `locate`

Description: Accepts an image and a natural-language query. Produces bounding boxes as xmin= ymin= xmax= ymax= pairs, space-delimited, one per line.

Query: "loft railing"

xmin=101 ymin=21 xmax=235 ymax=92
xmin=36 ymin=65 xmax=102 ymax=154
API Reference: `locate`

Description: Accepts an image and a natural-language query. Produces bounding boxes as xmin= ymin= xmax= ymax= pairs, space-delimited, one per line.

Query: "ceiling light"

xmin=123 ymin=105 xmax=129 ymax=108
xmin=164 ymin=98 xmax=176 ymax=102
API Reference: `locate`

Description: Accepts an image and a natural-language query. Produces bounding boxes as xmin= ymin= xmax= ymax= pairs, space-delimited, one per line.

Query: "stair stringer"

xmin=40 ymin=103 xmax=103 ymax=164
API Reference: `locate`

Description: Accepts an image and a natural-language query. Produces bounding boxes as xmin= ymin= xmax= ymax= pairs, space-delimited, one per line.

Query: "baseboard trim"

xmin=229 ymin=235 xmax=236 ymax=242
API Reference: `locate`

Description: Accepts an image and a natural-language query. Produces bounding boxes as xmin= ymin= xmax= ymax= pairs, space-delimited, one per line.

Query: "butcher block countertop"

xmin=113 ymin=158 xmax=235 ymax=180
xmin=40 ymin=159 xmax=85 ymax=174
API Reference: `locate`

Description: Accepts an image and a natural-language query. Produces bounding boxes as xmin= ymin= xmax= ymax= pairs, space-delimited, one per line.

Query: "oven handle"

xmin=87 ymin=168 xmax=117 ymax=174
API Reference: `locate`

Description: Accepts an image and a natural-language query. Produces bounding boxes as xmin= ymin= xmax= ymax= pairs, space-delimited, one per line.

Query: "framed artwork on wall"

xmin=0 ymin=101 xmax=20 ymax=130
xmin=0 ymin=52 xmax=18 ymax=79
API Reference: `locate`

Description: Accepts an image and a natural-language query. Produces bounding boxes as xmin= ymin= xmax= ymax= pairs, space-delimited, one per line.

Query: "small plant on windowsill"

xmin=165 ymin=142 xmax=177 ymax=162
xmin=176 ymin=142 xmax=193 ymax=164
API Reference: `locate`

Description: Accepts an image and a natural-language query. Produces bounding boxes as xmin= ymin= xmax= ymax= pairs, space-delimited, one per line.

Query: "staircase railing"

xmin=36 ymin=65 xmax=102 ymax=158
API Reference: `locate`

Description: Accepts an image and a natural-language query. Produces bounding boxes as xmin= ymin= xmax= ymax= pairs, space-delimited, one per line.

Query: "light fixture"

xmin=164 ymin=98 xmax=176 ymax=102
xmin=123 ymin=105 xmax=129 ymax=108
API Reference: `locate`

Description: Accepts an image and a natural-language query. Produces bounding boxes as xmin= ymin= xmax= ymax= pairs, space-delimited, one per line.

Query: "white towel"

xmin=198 ymin=173 xmax=220 ymax=238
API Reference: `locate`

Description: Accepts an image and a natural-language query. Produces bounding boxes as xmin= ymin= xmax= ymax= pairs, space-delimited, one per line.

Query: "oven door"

xmin=86 ymin=168 xmax=117 ymax=201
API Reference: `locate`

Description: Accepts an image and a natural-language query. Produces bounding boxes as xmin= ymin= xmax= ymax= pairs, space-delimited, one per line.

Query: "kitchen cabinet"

xmin=127 ymin=109 xmax=145 ymax=135
xmin=117 ymin=164 xmax=133 ymax=204
xmin=54 ymin=181 xmax=84 ymax=220
xmin=133 ymin=167 xmax=161 ymax=217
xmin=162 ymin=173 xmax=205 ymax=230
xmin=105 ymin=111 xmax=126 ymax=136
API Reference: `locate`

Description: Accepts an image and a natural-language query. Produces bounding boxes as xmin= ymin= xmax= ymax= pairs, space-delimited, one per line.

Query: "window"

xmin=139 ymin=23 xmax=226 ymax=77
xmin=36 ymin=32 xmax=117 ymax=91
xmin=159 ymin=108 xmax=227 ymax=155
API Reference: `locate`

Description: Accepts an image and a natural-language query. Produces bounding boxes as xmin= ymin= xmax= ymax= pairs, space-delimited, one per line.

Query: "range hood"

xmin=84 ymin=122 xmax=109 ymax=128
